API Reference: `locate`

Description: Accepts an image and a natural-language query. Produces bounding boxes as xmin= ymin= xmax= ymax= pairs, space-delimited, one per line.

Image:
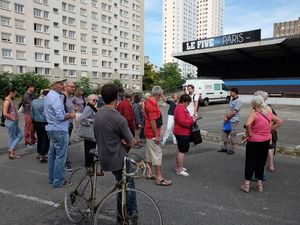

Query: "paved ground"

xmin=0 ymin=99 xmax=299 ymax=225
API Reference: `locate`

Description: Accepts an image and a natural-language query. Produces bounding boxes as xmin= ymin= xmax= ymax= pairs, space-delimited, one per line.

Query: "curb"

xmin=201 ymin=131 xmax=300 ymax=157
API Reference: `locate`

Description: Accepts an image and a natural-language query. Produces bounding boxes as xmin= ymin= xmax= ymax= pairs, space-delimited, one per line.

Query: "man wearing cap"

xmin=44 ymin=78 xmax=76 ymax=188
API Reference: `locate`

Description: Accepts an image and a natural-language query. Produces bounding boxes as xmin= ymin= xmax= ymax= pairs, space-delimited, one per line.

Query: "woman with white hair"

xmin=80 ymin=94 xmax=103 ymax=176
xmin=240 ymin=95 xmax=283 ymax=193
xmin=254 ymin=90 xmax=279 ymax=172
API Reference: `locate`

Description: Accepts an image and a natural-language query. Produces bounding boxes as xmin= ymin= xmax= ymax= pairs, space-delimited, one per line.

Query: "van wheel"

xmin=203 ymin=98 xmax=209 ymax=106
xmin=225 ymin=96 xmax=231 ymax=104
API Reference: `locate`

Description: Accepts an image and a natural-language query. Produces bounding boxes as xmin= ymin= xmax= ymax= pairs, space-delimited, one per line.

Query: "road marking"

xmin=0 ymin=188 xmax=61 ymax=208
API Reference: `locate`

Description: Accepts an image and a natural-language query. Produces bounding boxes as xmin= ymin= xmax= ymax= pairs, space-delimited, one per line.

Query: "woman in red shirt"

xmin=174 ymin=94 xmax=196 ymax=176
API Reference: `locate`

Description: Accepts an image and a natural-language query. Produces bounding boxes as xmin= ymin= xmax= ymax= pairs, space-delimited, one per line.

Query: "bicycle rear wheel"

xmin=65 ymin=168 xmax=93 ymax=224
xmin=94 ymin=188 xmax=163 ymax=225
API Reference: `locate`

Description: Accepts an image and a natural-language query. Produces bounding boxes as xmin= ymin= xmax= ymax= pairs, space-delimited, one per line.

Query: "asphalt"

xmin=0 ymin=100 xmax=299 ymax=225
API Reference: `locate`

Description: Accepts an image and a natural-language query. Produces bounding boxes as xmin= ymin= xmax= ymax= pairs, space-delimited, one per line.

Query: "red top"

xmin=174 ymin=103 xmax=194 ymax=136
xmin=117 ymin=99 xmax=134 ymax=130
xmin=144 ymin=97 xmax=161 ymax=138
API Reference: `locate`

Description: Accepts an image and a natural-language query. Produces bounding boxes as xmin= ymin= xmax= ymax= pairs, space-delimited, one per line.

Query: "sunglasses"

xmin=92 ymin=99 xmax=98 ymax=102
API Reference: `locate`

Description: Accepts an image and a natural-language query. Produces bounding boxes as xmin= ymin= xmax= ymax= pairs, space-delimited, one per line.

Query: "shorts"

xmin=175 ymin=135 xmax=190 ymax=153
xmin=145 ymin=139 xmax=162 ymax=166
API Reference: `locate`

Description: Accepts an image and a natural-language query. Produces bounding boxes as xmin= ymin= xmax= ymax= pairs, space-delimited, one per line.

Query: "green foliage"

xmin=74 ymin=77 xmax=93 ymax=96
xmin=143 ymin=63 xmax=158 ymax=91
xmin=112 ymin=79 xmax=123 ymax=89
xmin=0 ymin=72 xmax=50 ymax=98
xmin=158 ymin=62 xmax=183 ymax=93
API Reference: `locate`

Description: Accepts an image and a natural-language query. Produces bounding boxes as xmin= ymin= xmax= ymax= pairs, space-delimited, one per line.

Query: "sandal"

xmin=8 ymin=150 xmax=20 ymax=160
xmin=239 ymin=184 xmax=250 ymax=193
xmin=145 ymin=174 xmax=156 ymax=180
xmin=255 ymin=184 xmax=263 ymax=193
xmin=155 ymin=179 xmax=172 ymax=186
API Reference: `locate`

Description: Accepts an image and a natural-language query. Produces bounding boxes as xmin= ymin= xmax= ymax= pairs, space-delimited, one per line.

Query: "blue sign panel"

xmin=182 ymin=29 xmax=261 ymax=51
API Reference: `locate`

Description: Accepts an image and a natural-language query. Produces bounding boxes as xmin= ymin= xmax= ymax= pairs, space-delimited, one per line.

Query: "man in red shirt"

xmin=117 ymin=89 xmax=142 ymax=149
xmin=144 ymin=86 xmax=172 ymax=186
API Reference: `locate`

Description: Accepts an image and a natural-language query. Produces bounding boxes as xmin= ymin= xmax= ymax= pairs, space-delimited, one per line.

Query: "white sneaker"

xmin=176 ymin=170 xmax=190 ymax=177
xmin=160 ymin=140 xmax=166 ymax=146
xmin=173 ymin=141 xmax=177 ymax=145
xmin=174 ymin=167 xmax=187 ymax=172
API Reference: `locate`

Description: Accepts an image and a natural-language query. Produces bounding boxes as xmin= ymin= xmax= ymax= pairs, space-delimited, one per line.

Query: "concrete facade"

xmin=0 ymin=0 xmax=144 ymax=90
xmin=273 ymin=17 xmax=300 ymax=38
xmin=162 ymin=0 xmax=224 ymax=78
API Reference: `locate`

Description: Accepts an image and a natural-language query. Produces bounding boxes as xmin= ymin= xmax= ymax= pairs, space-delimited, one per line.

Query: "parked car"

xmin=183 ymin=79 xmax=231 ymax=106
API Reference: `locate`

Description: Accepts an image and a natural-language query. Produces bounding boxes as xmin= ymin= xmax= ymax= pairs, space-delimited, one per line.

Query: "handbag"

xmin=78 ymin=123 xmax=95 ymax=142
xmin=18 ymin=104 xmax=24 ymax=113
xmin=191 ymin=123 xmax=202 ymax=145
xmin=223 ymin=121 xmax=231 ymax=133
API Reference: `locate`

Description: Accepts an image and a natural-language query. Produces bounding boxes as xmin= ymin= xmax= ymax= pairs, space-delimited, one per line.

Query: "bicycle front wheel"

xmin=64 ymin=168 xmax=93 ymax=224
xmin=94 ymin=188 xmax=163 ymax=225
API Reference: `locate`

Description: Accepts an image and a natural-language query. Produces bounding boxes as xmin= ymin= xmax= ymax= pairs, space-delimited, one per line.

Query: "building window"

xmin=34 ymin=23 xmax=42 ymax=32
xmin=92 ymin=48 xmax=98 ymax=55
xmin=1 ymin=16 xmax=11 ymax=26
xmin=54 ymin=49 xmax=59 ymax=55
xmin=81 ymin=33 xmax=87 ymax=42
xmin=44 ymin=11 xmax=49 ymax=19
xmin=15 ymin=35 xmax=25 ymax=44
xmin=44 ymin=39 xmax=50 ymax=48
xmin=53 ymin=8 xmax=58 ymax=14
xmin=69 ymin=70 xmax=76 ymax=77
xmin=81 ymin=46 xmax=87 ymax=53
xmin=92 ymin=12 xmax=97 ymax=20
xmin=80 ymin=20 xmax=87 ymax=29
xmin=63 ymin=43 xmax=67 ymax=50
xmin=16 ymin=65 xmax=26 ymax=73
xmin=44 ymin=25 xmax=49 ymax=33
xmin=33 ymin=8 xmax=42 ymax=17
xmin=69 ymin=30 xmax=75 ymax=39
xmin=69 ymin=44 xmax=76 ymax=51
xmin=1 ymin=32 xmax=11 ymax=42
xmin=81 ymin=58 xmax=87 ymax=65
xmin=34 ymin=38 xmax=42 ymax=46
xmin=92 ymin=36 xmax=98 ymax=43
xmin=92 ymin=71 xmax=98 ymax=78
xmin=44 ymin=54 xmax=50 ymax=62
xmin=15 ymin=3 xmax=24 ymax=13
xmin=44 ymin=67 xmax=50 ymax=75
xmin=68 ymin=4 xmax=75 ymax=13
xmin=62 ymin=16 xmax=67 ymax=23
xmin=16 ymin=51 xmax=25 ymax=60
xmin=0 ymin=0 xmax=10 ymax=10
xmin=15 ymin=19 xmax=25 ymax=29
xmin=92 ymin=24 xmax=98 ymax=31
xmin=63 ymin=56 xmax=68 ymax=63
xmin=62 ymin=2 xmax=67 ymax=10
xmin=92 ymin=60 xmax=98 ymax=67
xmin=69 ymin=57 xmax=76 ymax=64
xmin=80 ymin=8 xmax=87 ymax=16
xmin=35 ymin=52 xmax=43 ymax=61
xmin=68 ymin=17 xmax=75 ymax=25
xmin=2 ymin=48 xmax=12 ymax=58
xmin=35 ymin=67 xmax=44 ymax=75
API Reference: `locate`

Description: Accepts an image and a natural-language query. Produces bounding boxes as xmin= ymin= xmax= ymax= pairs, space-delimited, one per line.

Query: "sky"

xmin=144 ymin=0 xmax=300 ymax=67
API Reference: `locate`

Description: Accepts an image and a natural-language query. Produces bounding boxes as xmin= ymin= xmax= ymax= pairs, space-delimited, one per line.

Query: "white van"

xmin=184 ymin=79 xmax=231 ymax=106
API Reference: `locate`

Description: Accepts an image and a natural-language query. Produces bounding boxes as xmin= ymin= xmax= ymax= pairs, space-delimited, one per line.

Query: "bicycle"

xmin=64 ymin=150 xmax=163 ymax=225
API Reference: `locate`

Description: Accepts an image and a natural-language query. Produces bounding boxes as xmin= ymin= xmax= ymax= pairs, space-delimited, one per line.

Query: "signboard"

xmin=182 ymin=29 xmax=261 ymax=51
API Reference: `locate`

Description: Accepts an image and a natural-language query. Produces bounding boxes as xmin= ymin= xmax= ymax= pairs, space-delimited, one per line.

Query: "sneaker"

xmin=26 ymin=144 xmax=35 ymax=148
xmin=160 ymin=140 xmax=166 ymax=146
xmin=40 ymin=157 xmax=48 ymax=163
xmin=55 ymin=180 xmax=72 ymax=188
xmin=174 ymin=167 xmax=187 ymax=172
xmin=65 ymin=164 xmax=73 ymax=172
xmin=217 ymin=148 xmax=228 ymax=153
xmin=173 ymin=141 xmax=177 ymax=145
xmin=227 ymin=150 xmax=235 ymax=155
xmin=176 ymin=170 xmax=190 ymax=177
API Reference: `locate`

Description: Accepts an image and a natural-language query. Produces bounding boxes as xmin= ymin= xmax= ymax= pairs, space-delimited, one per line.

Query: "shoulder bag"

xmin=190 ymin=123 xmax=202 ymax=145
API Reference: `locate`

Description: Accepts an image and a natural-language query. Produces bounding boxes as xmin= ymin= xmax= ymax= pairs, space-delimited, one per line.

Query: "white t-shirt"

xmin=187 ymin=93 xmax=199 ymax=116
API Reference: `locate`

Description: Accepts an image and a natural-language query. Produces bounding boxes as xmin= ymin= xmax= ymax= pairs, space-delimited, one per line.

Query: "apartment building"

xmin=0 ymin=0 xmax=144 ymax=90
xmin=162 ymin=0 xmax=224 ymax=78
xmin=273 ymin=17 xmax=300 ymax=38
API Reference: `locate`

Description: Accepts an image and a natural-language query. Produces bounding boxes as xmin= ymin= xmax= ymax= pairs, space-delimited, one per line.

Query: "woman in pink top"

xmin=240 ymin=95 xmax=283 ymax=193
xmin=174 ymin=94 xmax=196 ymax=177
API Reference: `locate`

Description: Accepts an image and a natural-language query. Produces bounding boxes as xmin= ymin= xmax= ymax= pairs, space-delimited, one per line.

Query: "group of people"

xmin=2 ymin=79 xmax=283 ymax=193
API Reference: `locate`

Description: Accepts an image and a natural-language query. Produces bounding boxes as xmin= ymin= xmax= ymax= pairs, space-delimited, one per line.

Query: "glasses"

xmin=92 ymin=99 xmax=98 ymax=102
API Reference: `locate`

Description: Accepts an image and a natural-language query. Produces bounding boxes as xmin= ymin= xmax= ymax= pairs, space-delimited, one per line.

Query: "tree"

xmin=9 ymin=72 xmax=50 ymax=97
xmin=112 ymin=79 xmax=123 ymax=89
xmin=143 ymin=63 xmax=158 ymax=91
xmin=158 ymin=62 xmax=183 ymax=93
xmin=74 ymin=77 xmax=93 ymax=96
xmin=0 ymin=72 xmax=11 ymax=98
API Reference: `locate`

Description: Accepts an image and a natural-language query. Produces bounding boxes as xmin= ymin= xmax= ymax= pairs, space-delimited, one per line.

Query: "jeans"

xmin=24 ymin=114 xmax=36 ymax=145
xmin=112 ymin=162 xmax=137 ymax=220
xmin=35 ymin=122 xmax=50 ymax=156
xmin=5 ymin=119 xmax=23 ymax=150
xmin=47 ymin=130 xmax=69 ymax=187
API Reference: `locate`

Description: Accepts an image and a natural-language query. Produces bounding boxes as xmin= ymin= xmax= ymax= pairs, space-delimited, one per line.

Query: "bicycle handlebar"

xmin=123 ymin=156 xmax=147 ymax=178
